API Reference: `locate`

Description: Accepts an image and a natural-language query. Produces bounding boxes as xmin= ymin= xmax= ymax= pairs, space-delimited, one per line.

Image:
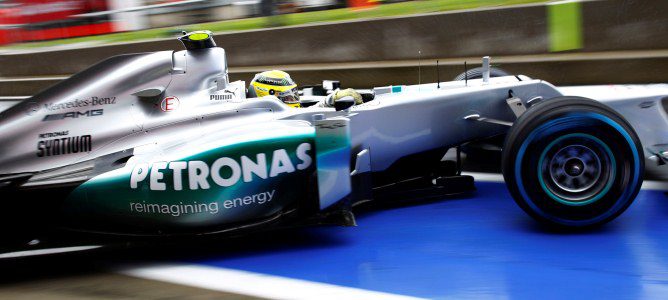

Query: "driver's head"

xmin=248 ymin=70 xmax=300 ymax=108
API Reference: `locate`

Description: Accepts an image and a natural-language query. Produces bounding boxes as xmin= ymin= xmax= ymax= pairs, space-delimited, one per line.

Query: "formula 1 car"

xmin=0 ymin=31 xmax=666 ymax=244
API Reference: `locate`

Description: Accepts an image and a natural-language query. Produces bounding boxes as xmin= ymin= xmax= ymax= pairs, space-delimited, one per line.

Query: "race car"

xmin=0 ymin=31 xmax=665 ymax=245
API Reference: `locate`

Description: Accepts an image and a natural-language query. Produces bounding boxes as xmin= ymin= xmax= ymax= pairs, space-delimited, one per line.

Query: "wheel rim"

xmin=538 ymin=133 xmax=616 ymax=206
xmin=549 ymin=145 xmax=601 ymax=193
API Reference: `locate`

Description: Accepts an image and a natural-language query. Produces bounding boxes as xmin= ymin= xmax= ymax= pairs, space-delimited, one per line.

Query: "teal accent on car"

xmin=315 ymin=117 xmax=352 ymax=210
xmin=64 ymin=132 xmax=317 ymax=231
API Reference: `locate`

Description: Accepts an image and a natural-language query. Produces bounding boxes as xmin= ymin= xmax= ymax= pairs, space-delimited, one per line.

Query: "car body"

xmin=0 ymin=32 xmax=666 ymax=241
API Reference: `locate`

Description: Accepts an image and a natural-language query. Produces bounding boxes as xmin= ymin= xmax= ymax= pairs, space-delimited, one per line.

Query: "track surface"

xmin=1 ymin=180 xmax=667 ymax=299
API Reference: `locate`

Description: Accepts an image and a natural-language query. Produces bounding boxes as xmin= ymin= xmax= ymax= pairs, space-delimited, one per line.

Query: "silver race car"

xmin=0 ymin=31 xmax=666 ymax=244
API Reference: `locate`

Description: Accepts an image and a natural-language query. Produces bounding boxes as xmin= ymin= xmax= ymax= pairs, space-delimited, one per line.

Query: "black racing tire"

xmin=502 ymin=96 xmax=644 ymax=228
xmin=453 ymin=67 xmax=510 ymax=81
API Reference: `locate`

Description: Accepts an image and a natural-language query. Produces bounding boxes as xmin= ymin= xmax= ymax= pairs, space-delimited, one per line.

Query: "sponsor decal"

xmin=224 ymin=88 xmax=238 ymax=96
xmin=130 ymin=143 xmax=312 ymax=191
xmin=38 ymin=130 xmax=69 ymax=139
xmin=210 ymin=94 xmax=233 ymax=101
xmin=128 ymin=190 xmax=276 ymax=217
xmin=37 ymin=135 xmax=92 ymax=157
xmin=43 ymin=98 xmax=88 ymax=111
xmin=64 ymin=134 xmax=317 ymax=228
xmin=161 ymin=96 xmax=180 ymax=112
xmin=42 ymin=109 xmax=103 ymax=122
xmin=42 ymin=97 xmax=117 ymax=112
xmin=91 ymin=96 xmax=117 ymax=106
xmin=130 ymin=200 xmax=220 ymax=217
xmin=258 ymin=77 xmax=287 ymax=86
xmin=211 ymin=87 xmax=243 ymax=103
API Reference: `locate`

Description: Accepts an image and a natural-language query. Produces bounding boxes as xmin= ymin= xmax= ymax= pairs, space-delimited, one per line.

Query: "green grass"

xmin=3 ymin=0 xmax=549 ymax=50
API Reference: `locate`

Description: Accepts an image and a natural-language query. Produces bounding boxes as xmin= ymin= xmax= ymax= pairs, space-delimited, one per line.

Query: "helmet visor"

xmin=278 ymin=88 xmax=300 ymax=105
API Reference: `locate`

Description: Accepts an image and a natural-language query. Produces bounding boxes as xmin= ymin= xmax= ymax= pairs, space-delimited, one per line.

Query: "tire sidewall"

xmin=502 ymin=97 xmax=644 ymax=227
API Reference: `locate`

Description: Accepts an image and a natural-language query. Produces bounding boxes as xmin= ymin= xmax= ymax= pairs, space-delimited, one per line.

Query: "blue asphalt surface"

xmin=192 ymin=182 xmax=668 ymax=299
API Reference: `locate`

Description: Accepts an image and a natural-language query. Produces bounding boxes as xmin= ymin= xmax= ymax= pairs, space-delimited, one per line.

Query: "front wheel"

xmin=502 ymin=96 xmax=644 ymax=228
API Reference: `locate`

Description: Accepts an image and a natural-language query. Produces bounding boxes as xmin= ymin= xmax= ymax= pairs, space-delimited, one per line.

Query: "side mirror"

xmin=132 ymin=86 xmax=165 ymax=98
xmin=322 ymin=80 xmax=340 ymax=91
xmin=334 ymin=96 xmax=355 ymax=111
xmin=299 ymin=97 xmax=321 ymax=108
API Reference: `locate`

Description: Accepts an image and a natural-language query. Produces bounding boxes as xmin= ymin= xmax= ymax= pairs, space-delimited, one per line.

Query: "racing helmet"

xmin=248 ymin=70 xmax=300 ymax=108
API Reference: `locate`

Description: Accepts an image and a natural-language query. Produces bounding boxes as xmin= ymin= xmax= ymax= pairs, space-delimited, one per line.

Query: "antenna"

xmin=482 ymin=56 xmax=490 ymax=84
xmin=464 ymin=61 xmax=468 ymax=87
xmin=418 ymin=50 xmax=422 ymax=87
xmin=436 ymin=60 xmax=440 ymax=89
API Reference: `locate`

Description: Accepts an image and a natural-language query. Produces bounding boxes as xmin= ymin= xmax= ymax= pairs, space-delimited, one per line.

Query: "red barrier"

xmin=347 ymin=0 xmax=378 ymax=9
xmin=0 ymin=0 xmax=112 ymax=45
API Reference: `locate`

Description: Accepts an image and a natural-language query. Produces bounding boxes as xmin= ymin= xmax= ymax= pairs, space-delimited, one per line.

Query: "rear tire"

xmin=502 ymin=96 xmax=644 ymax=228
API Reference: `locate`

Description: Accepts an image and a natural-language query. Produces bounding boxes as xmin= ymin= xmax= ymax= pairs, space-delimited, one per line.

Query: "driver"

xmin=248 ymin=70 xmax=364 ymax=108
xmin=248 ymin=70 xmax=301 ymax=108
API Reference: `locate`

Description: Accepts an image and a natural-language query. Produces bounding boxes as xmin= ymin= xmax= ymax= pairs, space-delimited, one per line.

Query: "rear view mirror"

xmin=335 ymin=96 xmax=355 ymax=111
xmin=132 ymin=86 xmax=165 ymax=98
xmin=322 ymin=80 xmax=340 ymax=91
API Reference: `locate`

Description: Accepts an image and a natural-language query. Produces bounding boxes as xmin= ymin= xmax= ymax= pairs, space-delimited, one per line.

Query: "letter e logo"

xmin=161 ymin=96 xmax=180 ymax=112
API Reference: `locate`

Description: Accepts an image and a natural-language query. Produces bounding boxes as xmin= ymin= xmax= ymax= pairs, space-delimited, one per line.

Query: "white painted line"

xmin=0 ymin=101 xmax=19 ymax=112
xmin=0 ymin=76 xmax=68 ymax=82
xmin=0 ymin=245 xmax=102 ymax=259
xmin=120 ymin=264 xmax=423 ymax=300
xmin=549 ymin=0 xmax=585 ymax=5
xmin=463 ymin=172 xmax=505 ymax=183
xmin=0 ymin=96 xmax=29 ymax=100
xmin=465 ymin=171 xmax=668 ymax=191
xmin=641 ymin=180 xmax=668 ymax=191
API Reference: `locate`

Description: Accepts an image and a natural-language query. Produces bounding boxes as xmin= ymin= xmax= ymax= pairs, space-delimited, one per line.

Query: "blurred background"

xmin=0 ymin=0 xmax=372 ymax=46
xmin=0 ymin=0 xmax=666 ymax=103
xmin=0 ymin=0 xmax=349 ymax=46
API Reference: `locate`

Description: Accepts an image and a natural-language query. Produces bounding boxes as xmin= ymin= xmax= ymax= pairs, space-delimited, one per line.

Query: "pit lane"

xmin=1 ymin=176 xmax=667 ymax=299
xmin=1 ymin=0 xmax=667 ymax=297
